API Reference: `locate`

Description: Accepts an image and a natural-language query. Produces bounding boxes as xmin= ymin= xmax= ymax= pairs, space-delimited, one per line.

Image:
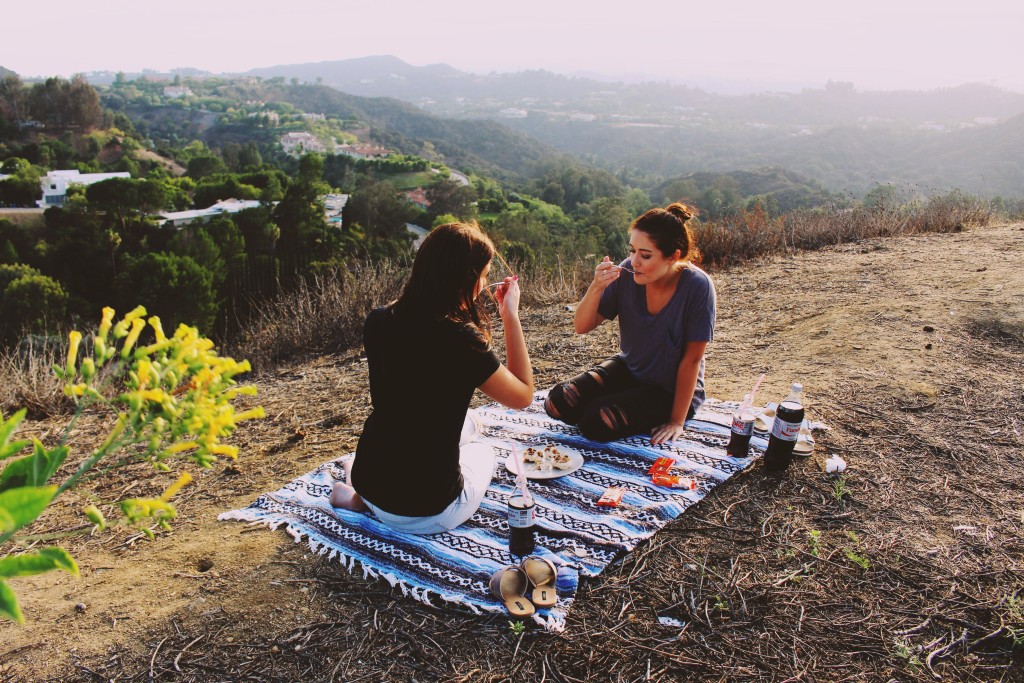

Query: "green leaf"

xmin=0 ymin=439 xmax=31 ymax=461
xmin=0 ymin=486 xmax=56 ymax=536
xmin=0 ymin=409 xmax=26 ymax=448
xmin=0 ymin=409 xmax=29 ymax=462
xmin=0 ymin=579 xmax=24 ymax=623
xmin=0 ymin=547 xmax=78 ymax=579
xmin=38 ymin=547 xmax=78 ymax=577
xmin=0 ymin=506 xmax=14 ymax=534
xmin=0 ymin=442 xmax=69 ymax=492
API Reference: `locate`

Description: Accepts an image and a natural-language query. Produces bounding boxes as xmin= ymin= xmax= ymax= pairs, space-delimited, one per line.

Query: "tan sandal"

xmin=490 ymin=566 xmax=535 ymax=617
xmin=520 ymin=555 xmax=558 ymax=608
xmin=793 ymin=421 xmax=815 ymax=457
xmin=753 ymin=403 xmax=777 ymax=434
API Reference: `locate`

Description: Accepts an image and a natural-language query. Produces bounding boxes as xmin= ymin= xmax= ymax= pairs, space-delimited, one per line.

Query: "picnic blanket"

xmin=218 ymin=394 xmax=766 ymax=631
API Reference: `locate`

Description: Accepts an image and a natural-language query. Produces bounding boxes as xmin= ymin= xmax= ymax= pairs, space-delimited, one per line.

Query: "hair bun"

xmin=666 ymin=202 xmax=696 ymax=222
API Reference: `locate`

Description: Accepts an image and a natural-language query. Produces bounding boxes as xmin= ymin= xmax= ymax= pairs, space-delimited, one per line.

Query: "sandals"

xmin=521 ymin=555 xmax=558 ymax=608
xmin=490 ymin=566 xmax=535 ymax=617
xmin=793 ymin=421 xmax=815 ymax=457
xmin=490 ymin=555 xmax=560 ymax=615
xmin=753 ymin=403 xmax=778 ymax=434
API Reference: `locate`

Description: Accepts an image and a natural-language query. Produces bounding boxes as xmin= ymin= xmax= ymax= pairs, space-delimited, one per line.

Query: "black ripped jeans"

xmin=543 ymin=356 xmax=694 ymax=442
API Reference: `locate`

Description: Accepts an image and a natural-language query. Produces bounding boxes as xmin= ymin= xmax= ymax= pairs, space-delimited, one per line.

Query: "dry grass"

xmin=697 ymin=193 xmax=992 ymax=268
xmin=229 ymin=260 xmax=408 ymax=373
xmin=0 ymin=339 xmax=70 ymax=418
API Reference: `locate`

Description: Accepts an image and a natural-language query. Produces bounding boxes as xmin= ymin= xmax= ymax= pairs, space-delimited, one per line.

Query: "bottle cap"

xmin=791 ymin=383 xmax=803 ymax=392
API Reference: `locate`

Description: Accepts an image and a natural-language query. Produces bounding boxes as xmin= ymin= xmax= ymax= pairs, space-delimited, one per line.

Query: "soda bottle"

xmin=727 ymin=393 xmax=756 ymax=457
xmin=763 ymin=383 xmax=805 ymax=471
xmin=508 ymin=492 xmax=536 ymax=556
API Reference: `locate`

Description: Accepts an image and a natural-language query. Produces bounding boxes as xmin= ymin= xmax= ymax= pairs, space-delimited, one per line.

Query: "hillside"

xmin=245 ymin=57 xmax=1024 ymax=124
xmin=2 ymin=221 xmax=1021 ymax=681
xmin=653 ymin=167 xmax=843 ymax=215
xmin=119 ymin=82 xmax=561 ymax=184
xmin=236 ymin=57 xmax=1024 ymax=196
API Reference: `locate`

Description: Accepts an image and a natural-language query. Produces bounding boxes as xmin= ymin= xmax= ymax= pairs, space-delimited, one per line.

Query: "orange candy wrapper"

xmin=647 ymin=456 xmax=676 ymax=475
xmin=651 ymin=473 xmax=697 ymax=490
xmin=596 ymin=486 xmax=625 ymax=507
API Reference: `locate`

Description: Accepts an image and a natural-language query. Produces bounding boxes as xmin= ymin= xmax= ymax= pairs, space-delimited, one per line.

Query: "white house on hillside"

xmin=163 ymin=86 xmax=193 ymax=98
xmin=37 ymin=170 xmax=132 ymax=208
xmin=336 ymin=143 xmax=390 ymax=159
xmin=280 ymin=132 xmax=325 ymax=157
xmin=157 ymin=198 xmax=263 ymax=228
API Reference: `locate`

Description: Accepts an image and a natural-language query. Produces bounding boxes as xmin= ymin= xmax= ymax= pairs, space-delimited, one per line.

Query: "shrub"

xmin=0 ymin=306 xmax=264 ymax=623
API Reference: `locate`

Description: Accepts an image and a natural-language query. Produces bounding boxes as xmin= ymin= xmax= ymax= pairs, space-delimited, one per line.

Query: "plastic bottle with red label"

xmin=763 ymin=383 xmax=805 ymax=472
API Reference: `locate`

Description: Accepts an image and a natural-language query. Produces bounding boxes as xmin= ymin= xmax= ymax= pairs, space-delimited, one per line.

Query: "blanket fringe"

xmin=217 ymin=508 xmax=547 ymax=628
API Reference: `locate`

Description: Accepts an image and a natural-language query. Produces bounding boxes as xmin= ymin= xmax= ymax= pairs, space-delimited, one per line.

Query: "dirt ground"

xmin=2 ymin=222 xmax=1022 ymax=682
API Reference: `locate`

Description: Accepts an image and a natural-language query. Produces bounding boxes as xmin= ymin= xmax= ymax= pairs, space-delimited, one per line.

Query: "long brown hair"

xmin=631 ymin=202 xmax=701 ymax=263
xmin=391 ymin=221 xmax=496 ymax=341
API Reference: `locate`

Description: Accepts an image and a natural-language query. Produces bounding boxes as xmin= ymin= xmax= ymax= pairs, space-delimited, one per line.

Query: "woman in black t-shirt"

xmin=330 ymin=222 xmax=534 ymax=534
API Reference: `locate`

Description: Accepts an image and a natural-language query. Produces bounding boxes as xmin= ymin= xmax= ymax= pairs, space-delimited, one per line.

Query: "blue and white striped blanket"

xmin=218 ymin=395 xmax=764 ymax=631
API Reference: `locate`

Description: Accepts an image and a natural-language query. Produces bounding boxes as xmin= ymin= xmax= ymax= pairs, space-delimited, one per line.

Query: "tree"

xmin=186 ymin=155 xmax=228 ymax=180
xmin=192 ymin=176 xmax=260 ymax=209
xmin=273 ymin=154 xmax=331 ymax=262
xmin=116 ymin=253 xmax=217 ymax=332
xmin=0 ymin=239 xmax=17 ymax=265
xmin=0 ymin=272 xmax=67 ymax=340
xmin=343 ymin=179 xmax=419 ymax=259
xmin=238 ymin=142 xmax=262 ymax=170
xmin=424 ymin=177 xmax=478 ymax=226
xmin=169 ymin=227 xmax=226 ymax=290
xmin=234 ymin=206 xmax=279 ymax=256
xmin=85 ymin=177 xmax=170 ymax=234
xmin=0 ymin=175 xmax=41 ymax=207
xmin=0 ymin=75 xmax=27 ymax=128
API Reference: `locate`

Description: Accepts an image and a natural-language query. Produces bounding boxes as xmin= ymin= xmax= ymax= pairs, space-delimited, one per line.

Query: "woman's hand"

xmin=592 ymin=256 xmax=620 ymax=291
xmin=650 ymin=420 xmax=686 ymax=445
xmin=495 ymin=276 xmax=520 ymax=319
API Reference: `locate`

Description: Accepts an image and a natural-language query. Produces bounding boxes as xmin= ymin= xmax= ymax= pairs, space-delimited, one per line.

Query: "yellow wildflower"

xmin=160 ymin=472 xmax=192 ymax=501
xmin=98 ymin=306 xmax=115 ymax=342
xmin=148 ymin=316 xmax=166 ymax=343
xmin=234 ymin=407 xmax=267 ymax=422
xmin=113 ymin=305 xmax=147 ymax=338
xmin=121 ymin=318 xmax=146 ymax=359
xmin=66 ymin=331 xmax=82 ymax=376
xmin=80 ymin=357 xmax=96 ymax=382
xmin=210 ymin=444 xmax=239 ymax=459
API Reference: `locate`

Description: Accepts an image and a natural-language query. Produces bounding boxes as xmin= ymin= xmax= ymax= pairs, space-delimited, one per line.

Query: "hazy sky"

xmin=4 ymin=0 xmax=1023 ymax=92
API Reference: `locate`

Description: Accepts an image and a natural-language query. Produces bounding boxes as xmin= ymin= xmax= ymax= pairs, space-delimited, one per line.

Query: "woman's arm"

xmin=650 ymin=340 xmax=708 ymax=445
xmin=479 ymin=278 xmax=534 ymax=409
xmin=575 ymin=256 xmax=619 ymax=334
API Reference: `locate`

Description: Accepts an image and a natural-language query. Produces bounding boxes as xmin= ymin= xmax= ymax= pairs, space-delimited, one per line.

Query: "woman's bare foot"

xmin=330 ymin=482 xmax=367 ymax=511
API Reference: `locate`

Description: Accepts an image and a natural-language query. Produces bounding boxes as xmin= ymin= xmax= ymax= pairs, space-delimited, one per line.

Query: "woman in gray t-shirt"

xmin=544 ymin=202 xmax=715 ymax=444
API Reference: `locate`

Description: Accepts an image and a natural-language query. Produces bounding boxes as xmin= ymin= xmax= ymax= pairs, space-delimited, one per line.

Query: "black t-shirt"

xmin=351 ymin=307 xmax=501 ymax=516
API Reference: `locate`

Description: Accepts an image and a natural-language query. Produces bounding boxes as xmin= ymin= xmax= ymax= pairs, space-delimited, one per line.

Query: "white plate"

xmin=504 ymin=445 xmax=585 ymax=480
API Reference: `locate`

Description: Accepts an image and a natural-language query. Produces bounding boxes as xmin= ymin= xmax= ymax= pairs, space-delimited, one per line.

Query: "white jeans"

xmin=364 ymin=413 xmax=497 ymax=535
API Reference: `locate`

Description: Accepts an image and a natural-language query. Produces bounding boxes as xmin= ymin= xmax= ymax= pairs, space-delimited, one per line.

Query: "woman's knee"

xmin=544 ymin=382 xmax=577 ymax=423
xmin=578 ymin=403 xmax=631 ymax=442
xmin=545 ymin=367 xmax=611 ymax=423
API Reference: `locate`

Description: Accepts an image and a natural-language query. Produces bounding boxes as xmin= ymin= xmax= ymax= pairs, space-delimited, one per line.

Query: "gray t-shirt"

xmin=598 ymin=261 xmax=716 ymax=414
